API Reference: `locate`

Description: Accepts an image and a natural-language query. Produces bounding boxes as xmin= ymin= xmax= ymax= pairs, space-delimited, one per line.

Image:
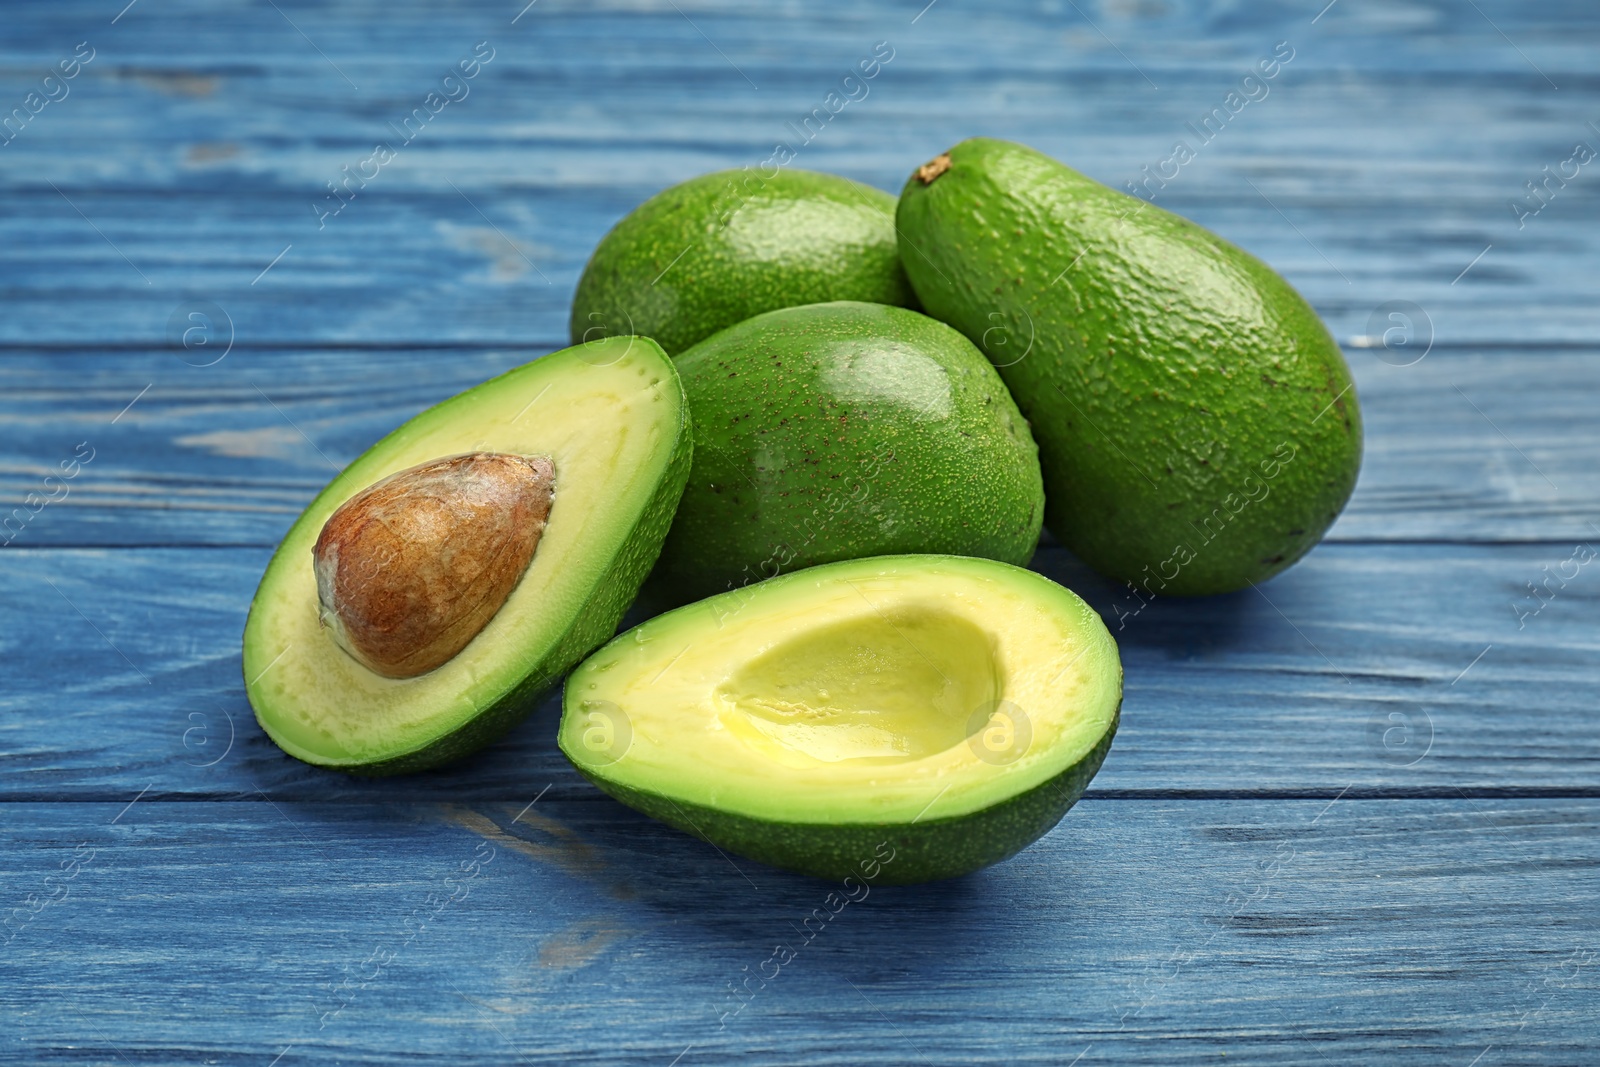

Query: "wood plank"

xmin=0 ymin=343 xmax=1592 ymax=548
xmin=4 ymin=2 xmax=1595 ymax=1062
xmin=0 ymin=2 xmax=1594 ymax=344
xmin=2 ymin=798 xmax=1594 ymax=1064
xmin=2 ymin=542 xmax=1594 ymax=801
xmin=6 ymin=184 xmax=1595 ymax=346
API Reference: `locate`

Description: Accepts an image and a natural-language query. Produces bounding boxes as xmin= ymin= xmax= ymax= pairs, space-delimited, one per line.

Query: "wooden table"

xmin=3 ymin=1 xmax=1595 ymax=1063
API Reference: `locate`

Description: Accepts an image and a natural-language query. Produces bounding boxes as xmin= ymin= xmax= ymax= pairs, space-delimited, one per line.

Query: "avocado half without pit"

xmin=243 ymin=336 xmax=692 ymax=774
xmin=560 ymin=554 xmax=1122 ymax=884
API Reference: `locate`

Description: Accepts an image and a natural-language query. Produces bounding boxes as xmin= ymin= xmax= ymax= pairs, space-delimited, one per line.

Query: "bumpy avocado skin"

xmin=651 ymin=301 xmax=1045 ymax=604
xmin=264 ymin=341 xmax=695 ymax=777
xmin=576 ymin=707 xmax=1117 ymax=884
xmin=897 ymin=138 xmax=1362 ymax=595
xmin=570 ymin=170 xmax=916 ymax=355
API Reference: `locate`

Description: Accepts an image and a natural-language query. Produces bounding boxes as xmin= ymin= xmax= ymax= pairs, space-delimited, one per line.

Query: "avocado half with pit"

xmin=560 ymin=554 xmax=1121 ymax=883
xmin=244 ymin=336 xmax=692 ymax=774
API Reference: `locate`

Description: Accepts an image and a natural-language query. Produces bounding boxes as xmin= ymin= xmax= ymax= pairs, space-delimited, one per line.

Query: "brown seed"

xmin=312 ymin=452 xmax=556 ymax=678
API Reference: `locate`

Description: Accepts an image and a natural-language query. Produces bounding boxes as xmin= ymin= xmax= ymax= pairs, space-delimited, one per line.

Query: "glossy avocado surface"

xmin=651 ymin=301 xmax=1044 ymax=603
xmin=897 ymin=138 xmax=1362 ymax=595
xmin=571 ymin=169 xmax=916 ymax=355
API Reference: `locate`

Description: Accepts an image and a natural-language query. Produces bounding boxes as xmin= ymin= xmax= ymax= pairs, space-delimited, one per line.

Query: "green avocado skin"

xmin=897 ymin=138 xmax=1362 ymax=595
xmin=322 ymin=344 xmax=694 ymax=777
xmin=576 ymin=706 xmax=1117 ymax=884
xmin=651 ymin=301 xmax=1045 ymax=604
xmin=570 ymin=169 xmax=916 ymax=355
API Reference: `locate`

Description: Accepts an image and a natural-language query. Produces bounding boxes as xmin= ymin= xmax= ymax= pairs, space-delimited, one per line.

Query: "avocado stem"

xmin=915 ymin=153 xmax=952 ymax=185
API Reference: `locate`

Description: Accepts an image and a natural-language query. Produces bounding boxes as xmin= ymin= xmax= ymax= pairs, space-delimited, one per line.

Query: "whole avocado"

xmin=651 ymin=301 xmax=1044 ymax=604
xmin=571 ymin=169 xmax=916 ymax=355
xmin=896 ymin=138 xmax=1362 ymax=596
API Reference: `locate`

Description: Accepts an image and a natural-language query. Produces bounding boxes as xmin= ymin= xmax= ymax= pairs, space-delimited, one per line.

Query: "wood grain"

xmin=2 ymin=0 xmax=1597 ymax=1061
xmin=1 ymin=798 xmax=1594 ymax=1065
xmin=1 ymin=343 xmax=1596 ymax=548
xmin=0 ymin=2 xmax=1594 ymax=345
xmin=1 ymin=541 xmax=1593 ymax=801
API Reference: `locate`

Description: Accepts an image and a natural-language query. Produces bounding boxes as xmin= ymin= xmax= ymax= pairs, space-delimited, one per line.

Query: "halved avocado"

xmin=244 ymin=337 xmax=692 ymax=775
xmin=560 ymin=554 xmax=1121 ymax=883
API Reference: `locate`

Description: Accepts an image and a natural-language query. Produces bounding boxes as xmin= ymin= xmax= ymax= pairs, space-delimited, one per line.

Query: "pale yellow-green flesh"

xmin=245 ymin=339 xmax=680 ymax=766
xmin=562 ymin=556 xmax=1120 ymax=825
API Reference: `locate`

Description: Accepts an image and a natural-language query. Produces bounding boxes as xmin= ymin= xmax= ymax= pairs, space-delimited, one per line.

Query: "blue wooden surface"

xmin=3 ymin=1 xmax=1598 ymax=1064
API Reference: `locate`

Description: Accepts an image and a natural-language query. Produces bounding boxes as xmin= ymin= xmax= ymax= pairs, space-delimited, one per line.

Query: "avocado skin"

xmin=577 ymin=705 xmax=1117 ymax=884
xmin=651 ymin=301 xmax=1044 ymax=604
xmin=897 ymin=138 xmax=1362 ymax=595
xmin=319 ymin=345 xmax=694 ymax=776
xmin=571 ymin=169 xmax=916 ymax=355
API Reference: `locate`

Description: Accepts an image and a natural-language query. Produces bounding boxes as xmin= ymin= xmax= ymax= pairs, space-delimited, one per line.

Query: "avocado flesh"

xmin=244 ymin=337 xmax=692 ymax=774
xmin=562 ymin=554 xmax=1121 ymax=883
xmin=897 ymin=138 xmax=1363 ymax=595
xmin=653 ymin=300 xmax=1045 ymax=604
xmin=571 ymin=169 xmax=916 ymax=355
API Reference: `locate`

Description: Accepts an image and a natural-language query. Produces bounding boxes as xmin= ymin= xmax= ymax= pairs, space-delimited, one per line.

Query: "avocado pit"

xmin=312 ymin=452 xmax=555 ymax=678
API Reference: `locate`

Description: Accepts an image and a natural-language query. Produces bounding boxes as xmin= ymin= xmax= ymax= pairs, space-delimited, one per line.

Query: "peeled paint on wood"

xmin=312 ymin=452 xmax=555 ymax=678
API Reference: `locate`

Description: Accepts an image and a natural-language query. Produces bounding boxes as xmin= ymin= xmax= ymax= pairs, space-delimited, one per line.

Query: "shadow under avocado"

xmin=554 ymin=787 xmax=1011 ymax=975
xmin=1027 ymin=541 xmax=1256 ymax=657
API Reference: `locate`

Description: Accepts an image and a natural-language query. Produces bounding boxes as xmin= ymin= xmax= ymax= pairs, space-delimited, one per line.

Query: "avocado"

xmin=561 ymin=554 xmax=1121 ymax=883
xmin=571 ymin=169 xmax=916 ymax=355
xmin=650 ymin=301 xmax=1045 ymax=604
xmin=244 ymin=336 xmax=692 ymax=774
xmin=897 ymin=138 xmax=1362 ymax=595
